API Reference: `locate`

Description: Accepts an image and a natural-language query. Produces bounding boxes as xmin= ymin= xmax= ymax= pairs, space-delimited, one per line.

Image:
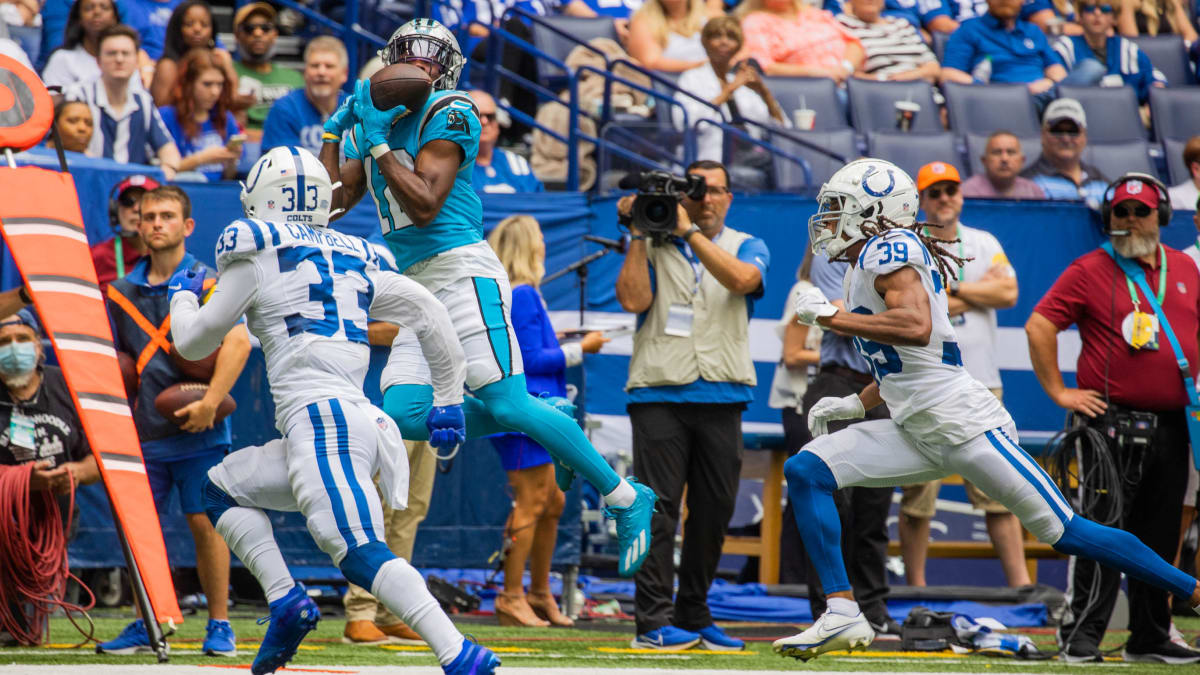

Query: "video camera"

xmin=618 ymin=170 xmax=707 ymax=240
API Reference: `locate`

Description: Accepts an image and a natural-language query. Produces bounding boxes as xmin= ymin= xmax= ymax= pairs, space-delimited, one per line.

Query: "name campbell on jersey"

xmin=846 ymin=228 xmax=1011 ymax=445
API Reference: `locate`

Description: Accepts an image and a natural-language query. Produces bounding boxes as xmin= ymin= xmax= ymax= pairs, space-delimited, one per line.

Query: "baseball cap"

xmin=916 ymin=162 xmax=961 ymax=193
xmin=0 ymin=308 xmax=42 ymax=337
xmin=1043 ymin=98 xmax=1087 ymax=129
xmin=1112 ymin=178 xmax=1160 ymax=210
xmin=234 ymin=1 xmax=276 ymax=30
xmin=114 ymin=174 xmax=160 ymax=205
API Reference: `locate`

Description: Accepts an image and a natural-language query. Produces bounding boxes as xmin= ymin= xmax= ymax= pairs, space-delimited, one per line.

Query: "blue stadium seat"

xmin=761 ymin=76 xmax=848 ymax=130
xmin=1163 ymin=136 xmax=1190 ymax=185
xmin=7 ymin=24 xmax=40 ymax=68
xmin=931 ymin=30 xmax=950 ymax=64
xmin=772 ymin=127 xmax=859 ymax=190
xmin=965 ymin=132 xmax=1042 ymax=176
xmin=943 ymin=82 xmax=1040 ymax=137
xmin=531 ymin=16 xmax=618 ymax=79
xmin=1081 ymin=140 xmax=1156 ymax=180
xmin=1149 ymin=87 xmax=1200 ymax=143
xmin=866 ymin=131 xmax=961 ymax=180
xmin=1056 ymin=85 xmax=1146 ymax=143
xmin=1131 ymin=34 xmax=1195 ymax=86
xmin=846 ymin=79 xmax=942 ymax=133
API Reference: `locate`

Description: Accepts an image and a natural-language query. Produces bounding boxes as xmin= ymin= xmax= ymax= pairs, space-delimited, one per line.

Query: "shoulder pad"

xmin=215 ymin=218 xmax=283 ymax=272
xmin=858 ymin=228 xmax=931 ymax=275
xmin=418 ymin=91 xmax=479 ymax=138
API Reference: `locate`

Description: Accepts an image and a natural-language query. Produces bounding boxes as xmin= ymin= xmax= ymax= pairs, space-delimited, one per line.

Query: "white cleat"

xmin=772 ymin=610 xmax=875 ymax=662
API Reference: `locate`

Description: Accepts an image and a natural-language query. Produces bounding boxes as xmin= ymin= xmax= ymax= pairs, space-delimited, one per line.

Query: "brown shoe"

xmin=377 ymin=620 xmax=424 ymax=645
xmin=495 ymin=591 xmax=550 ymax=627
xmin=342 ymin=620 xmax=391 ymax=645
xmin=528 ymin=591 xmax=575 ymax=627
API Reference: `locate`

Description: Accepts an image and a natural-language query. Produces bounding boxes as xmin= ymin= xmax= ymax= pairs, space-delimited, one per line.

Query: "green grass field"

xmin=2 ymin=612 xmax=1197 ymax=671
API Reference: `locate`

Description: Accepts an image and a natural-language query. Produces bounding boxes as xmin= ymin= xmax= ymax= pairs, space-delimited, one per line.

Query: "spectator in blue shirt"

xmin=117 ymin=0 xmax=183 ymax=60
xmin=468 ymin=90 xmax=544 ymax=194
xmin=941 ymin=0 xmax=1067 ymax=106
xmin=614 ymin=160 xmax=767 ymax=652
xmin=944 ymin=0 xmax=1064 ymax=31
xmin=158 ymin=48 xmax=242 ymax=181
xmin=261 ymin=36 xmax=348 ymax=156
xmin=1053 ymin=0 xmax=1165 ymax=103
xmin=1020 ymin=97 xmax=1110 ymax=203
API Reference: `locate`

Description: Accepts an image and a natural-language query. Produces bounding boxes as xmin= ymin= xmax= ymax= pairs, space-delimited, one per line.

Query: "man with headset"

xmin=90 ymin=175 xmax=159 ymax=295
xmin=1026 ymin=173 xmax=1200 ymax=664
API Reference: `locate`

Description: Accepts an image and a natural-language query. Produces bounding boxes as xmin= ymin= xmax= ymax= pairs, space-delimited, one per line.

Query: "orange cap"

xmin=916 ymin=162 xmax=961 ymax=193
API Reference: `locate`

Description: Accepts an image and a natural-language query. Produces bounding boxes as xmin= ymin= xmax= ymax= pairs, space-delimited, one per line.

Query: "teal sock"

xmin=475 ymin=375 xmax=620 ymax=493
xmin=383 ymin=384 xmax=515 ymax=441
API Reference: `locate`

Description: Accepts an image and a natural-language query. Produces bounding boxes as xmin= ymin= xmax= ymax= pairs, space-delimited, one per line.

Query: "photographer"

xmin=1026 ymin=175 xmax=1200 ymax=664
xmin=615 ymin=160 xmax=769 ymax=651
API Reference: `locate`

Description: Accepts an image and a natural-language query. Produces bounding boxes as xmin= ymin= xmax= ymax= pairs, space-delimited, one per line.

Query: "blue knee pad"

xmin=784 ymin=451 xmax=839 ymax=492
xmin=339 ymin=541 xmax=397 ymax=591
xmin=202 ymin=476 xmax=239 ymax=528
xmin=474 ymin=375 xmax=528 ymax=427
xmin=384 ymin=384 xmax=435 ymax=441
xmin=785 ymin=451 xmax=851 ymax=595
xmin=1054 ymin=516 xmax=1197 ymax=599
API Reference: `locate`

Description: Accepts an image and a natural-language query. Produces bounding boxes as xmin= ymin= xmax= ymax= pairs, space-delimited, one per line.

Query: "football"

xmin=170 ymin=344 xmax=218 ymax=382
xmin=117 ymin=350 xmax=138 ymax=401
xmin=370 ymin=63 xmax=432 ymax=112
xmin=154 ymin=382 xmax=236 ymax=427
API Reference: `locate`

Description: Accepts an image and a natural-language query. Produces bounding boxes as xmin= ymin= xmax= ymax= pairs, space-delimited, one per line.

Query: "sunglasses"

xmin=1080 ymin=4 xmax=1114 ymax=13
xmin=924 ymin=183 xmax=958 ymax=200
xmin=478 ymin=112 xmax=497 ymax=123
xmin=1113 ymin=203 xmax=1153 ymax=218
xmin=239 ymin=22 xmax=276 ymax=34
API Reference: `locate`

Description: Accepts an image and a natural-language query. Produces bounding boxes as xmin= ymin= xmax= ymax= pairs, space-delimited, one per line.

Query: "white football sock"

xmin=371 ymin=558 xmax=463 ymax=665
xmin=826 ymin=597 xmax=861 ymax=617
xmin=603 ymin=478 xmax=637 ymax=508
xmin=216 ymin=507 xmax=294 ymax=604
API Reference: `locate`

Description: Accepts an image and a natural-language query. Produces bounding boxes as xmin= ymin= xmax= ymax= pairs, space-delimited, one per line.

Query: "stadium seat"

xmin=943 ymin=82 xmax=1040 ymax=137
xmin=965 ymin=132 xmax=1042 ymax=176
xmin=1164 ymin=136 xmax=1190 ymax=185
xmin=1131 ymin=34 xmax=1195 ymax=86
xmin=1081 ymin=139 xmax=1156 ymax=180
xmin=1056 ymin=85 xmax=1146 ymax=143
xmin=761 ymin=76 xmax=849 ymax=130
xmin=931 ymin=30 xmax=951 ymax=64
xmin=866 ymin=131 xmax=961 ymax=180
xmin=1149 ymin=87 xmax=1200 ymax=143
xmin=772 ymin=127 xmax=859 ymax=191
xmin=531 ymin=16 xmax=618 ymax=79
xmin=846 ymin=79 xmax=942 ymax=133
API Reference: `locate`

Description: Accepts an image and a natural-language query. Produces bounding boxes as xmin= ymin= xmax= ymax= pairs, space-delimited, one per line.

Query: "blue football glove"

xmin=167 ymin=268 xmax=205 ymax=303
xmin=426 ymin=404 xmax=465 ymax=454
xmin=322 ymin=96 xmax=357 ymax=138
xmin=352 ymin=79 xmax=407 ymax=148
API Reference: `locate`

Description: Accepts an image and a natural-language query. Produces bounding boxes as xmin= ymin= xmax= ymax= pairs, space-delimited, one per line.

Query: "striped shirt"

xmin=63 ymin=77 xmax=174 ymax=165
xmin=836 ymin=13 xmax=936 ymax=78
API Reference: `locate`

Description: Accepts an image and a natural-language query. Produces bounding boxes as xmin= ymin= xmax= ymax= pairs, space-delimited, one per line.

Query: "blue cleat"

xmin=631 ymin=626 xmax=701 ymax=650
xmin=95 ymin=618 xmax=153 ymax=654
xmin=443 ymin=637 xmax=501 ymax=675
xmin=252 ymin=584 xmax=320 ymax=675
xmin=203 ymin=618 xmax=237 ymax=657
xmin=603 ymin=477 xmax=658 ymax=577
xmin=696 ymin=624 xmax=745 ymax=651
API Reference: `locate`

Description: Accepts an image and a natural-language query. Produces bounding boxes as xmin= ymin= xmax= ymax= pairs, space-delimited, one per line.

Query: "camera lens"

xmin=644 ymin=198 xmax=671 ymax=225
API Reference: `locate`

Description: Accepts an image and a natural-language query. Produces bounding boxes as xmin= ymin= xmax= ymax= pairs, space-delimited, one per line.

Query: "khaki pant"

xmin=900 ymin=388 xmax=1009 ymax=518
xmin=342 ymin=439 xmax=437 ymax=624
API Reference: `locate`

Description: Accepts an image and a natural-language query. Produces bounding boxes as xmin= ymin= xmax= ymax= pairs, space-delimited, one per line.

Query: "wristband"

xmin=630 ymin=234 xmax=646 ymax=241
xmin=17 ymin=286 xmax=31 ymax=305
xmin=322 ymin=132 xmax=341 ymax=143
xmin=369 ymin=144 xmax=390 ymax=160
xmin=682 ymin=225 xmax=701 ymax=241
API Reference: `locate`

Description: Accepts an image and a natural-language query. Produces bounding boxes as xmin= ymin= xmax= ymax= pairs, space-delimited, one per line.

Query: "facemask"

xmin=0 ymin=342 xmax=38 ymax=378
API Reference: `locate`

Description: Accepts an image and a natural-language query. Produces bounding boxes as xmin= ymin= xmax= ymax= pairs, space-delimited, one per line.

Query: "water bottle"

xmin=971 ymin=56 xmax=992 ymax=84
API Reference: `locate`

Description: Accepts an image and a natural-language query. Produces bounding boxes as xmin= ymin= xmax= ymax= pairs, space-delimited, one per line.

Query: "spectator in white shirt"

xmin=837 ymin=0 xmax=939 ymax=83
xmin=1168 ymin=136 xmax=1200 ymax=211
xmin=673 ymin=16 xmax=786 ymax=162
xmin=41 ymin=0 xmax=153 ymax=91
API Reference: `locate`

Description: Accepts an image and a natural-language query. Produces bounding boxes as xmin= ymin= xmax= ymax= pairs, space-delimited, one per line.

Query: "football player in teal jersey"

xmin=318 ymin=18 xmax=657 ymax=578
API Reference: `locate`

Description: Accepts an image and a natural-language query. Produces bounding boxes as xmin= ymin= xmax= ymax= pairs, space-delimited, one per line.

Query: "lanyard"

xmin=923 ymin=225 xmax=964 ymax=281
xmin=679 ymin=242 xmax=703 ymax=294
xmin=1123 ymin=244 xmax=1167 ymax=311
xmin=115 ymin=236 xmax=125 ymax=279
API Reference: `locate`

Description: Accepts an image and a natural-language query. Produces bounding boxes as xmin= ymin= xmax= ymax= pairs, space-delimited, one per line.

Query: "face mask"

xmin=0 ymin=342 xmax=38 ymax=378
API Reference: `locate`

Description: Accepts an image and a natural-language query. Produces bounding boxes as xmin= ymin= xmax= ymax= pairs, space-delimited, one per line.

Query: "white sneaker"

xmin=773 ymin=610 xmax=875 ymax=661
xmin=1170 ymin=621 xmax=1188 ymax=649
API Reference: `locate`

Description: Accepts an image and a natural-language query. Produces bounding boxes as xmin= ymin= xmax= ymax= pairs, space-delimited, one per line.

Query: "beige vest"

xmin=626 ymin=226 xmax=758 ymax=391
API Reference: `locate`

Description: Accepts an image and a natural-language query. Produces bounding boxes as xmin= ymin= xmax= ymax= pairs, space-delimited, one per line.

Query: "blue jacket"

xmin=1053 ymin=35 xmax=1166 ymax=103
xmin=510 ymin=284 xmax=568 ymax=399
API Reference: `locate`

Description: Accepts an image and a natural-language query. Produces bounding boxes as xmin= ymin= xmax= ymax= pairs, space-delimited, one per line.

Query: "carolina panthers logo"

xmin=861 ymin=166 xmax=896 ymax=197
xmin=445 ymin=110 xmax=468 ymax=132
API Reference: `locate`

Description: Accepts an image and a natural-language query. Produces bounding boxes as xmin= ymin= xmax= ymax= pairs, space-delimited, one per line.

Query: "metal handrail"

xmin=695 ymin=118 xmax=814 ymax=188
xmin=503 ymin=7 xmax=612 ymax=71
xmin=573 ymin=64 xmax=696 ymax=165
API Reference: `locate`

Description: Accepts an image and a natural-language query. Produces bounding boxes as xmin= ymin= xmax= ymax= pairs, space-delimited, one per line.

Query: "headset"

xmin=108 ymin=175 xmax=160 ymax=231
xmin=1100 ymin=172 xmax=1172 ymax=235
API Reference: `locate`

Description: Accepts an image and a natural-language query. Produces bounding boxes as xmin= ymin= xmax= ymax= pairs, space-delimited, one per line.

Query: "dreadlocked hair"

xmin=859 ymin=214 xmax=973 ymax=285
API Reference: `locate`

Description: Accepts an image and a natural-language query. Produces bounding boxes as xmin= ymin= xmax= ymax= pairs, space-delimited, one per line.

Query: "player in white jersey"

xmin=168 ymin=146 xmax=498 ymax=675
xmin=771 ymin=158 xmax=1200 ymax=661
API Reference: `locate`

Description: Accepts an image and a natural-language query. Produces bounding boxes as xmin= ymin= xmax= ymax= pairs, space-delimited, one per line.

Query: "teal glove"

xmin=322 ymin=96 xmax=357 ymax=138
xmin=352 ymin=79 xmax=407 ymax=149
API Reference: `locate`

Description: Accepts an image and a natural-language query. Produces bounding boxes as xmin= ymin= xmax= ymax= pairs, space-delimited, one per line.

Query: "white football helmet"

xmin=380 ymin=18 xmax=464 ymax=91
xmin=240 ymin=146 xmax=337 ymax=226
xmin=808 ymin=158 xmax=918 ymax=260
